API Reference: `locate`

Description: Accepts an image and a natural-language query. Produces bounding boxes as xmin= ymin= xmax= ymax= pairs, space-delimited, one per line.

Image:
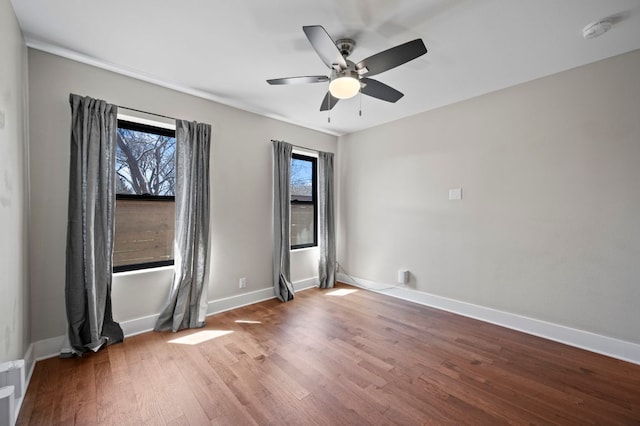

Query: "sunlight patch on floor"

xmin=168 ymin=330 xmax=234 ymax=345
xmin=326 ymin=288 xmax=358 ymax=297
xmin=235 ymin=320 xmax=262 ymax=324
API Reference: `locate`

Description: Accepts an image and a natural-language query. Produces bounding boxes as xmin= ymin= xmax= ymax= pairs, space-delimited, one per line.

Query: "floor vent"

xmin=0 ymin=360 xmax=25 ymax=426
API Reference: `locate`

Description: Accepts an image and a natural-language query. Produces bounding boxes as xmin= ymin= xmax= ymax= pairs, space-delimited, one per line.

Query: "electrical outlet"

xmin=239 ymin=277 xmax=246 ymax=289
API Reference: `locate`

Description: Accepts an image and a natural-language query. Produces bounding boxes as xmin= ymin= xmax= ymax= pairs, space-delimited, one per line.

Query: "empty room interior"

xmin=1 ymin=0 xmax=640 ymax=424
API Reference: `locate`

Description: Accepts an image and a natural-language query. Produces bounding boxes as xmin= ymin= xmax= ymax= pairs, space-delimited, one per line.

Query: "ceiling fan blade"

xmin=303 ymin=25 xmax=347 ymax=70
xmin=360 ymin=78 xmax=404 ymax=102
xmin=319 ymin=91 xmax=340 ymax=111
xmin=267 ymin=76 xmax=329 ymax=85
xmin=357 ymin=39 xmax=427 ymax=77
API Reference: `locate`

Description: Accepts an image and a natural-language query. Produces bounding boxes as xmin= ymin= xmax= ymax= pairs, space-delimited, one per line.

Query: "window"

xmin=291 ymin=153 xmax=317 ymax=249
xmin=113 ymin=120 xmax=176 ymax=272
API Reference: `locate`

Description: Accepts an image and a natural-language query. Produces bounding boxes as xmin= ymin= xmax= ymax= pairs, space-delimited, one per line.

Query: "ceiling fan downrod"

xmin=335 ymin=38 xmax=356 ymax=58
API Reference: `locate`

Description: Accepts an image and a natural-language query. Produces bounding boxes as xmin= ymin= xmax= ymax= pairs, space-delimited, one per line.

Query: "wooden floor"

xmin=18 ymin=283 xmax=640 ymax=425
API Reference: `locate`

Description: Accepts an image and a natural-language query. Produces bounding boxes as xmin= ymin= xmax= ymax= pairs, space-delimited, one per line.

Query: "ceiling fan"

xmin=267 ymin=25 xmax=428 ymax=111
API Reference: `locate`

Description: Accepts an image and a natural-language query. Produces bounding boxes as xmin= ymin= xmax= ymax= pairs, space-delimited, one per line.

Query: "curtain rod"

xmin=118 ymin=105 xmax=177 ymax=121
xmin=270 ymin=139 xmax=318 ymax=152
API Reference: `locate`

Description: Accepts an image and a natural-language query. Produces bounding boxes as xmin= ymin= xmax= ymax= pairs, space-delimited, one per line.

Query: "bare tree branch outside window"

xmin=116 ymin=127 xmax=175 ymax=196
xmin=291 ymin=157 xmax=312 ymax=197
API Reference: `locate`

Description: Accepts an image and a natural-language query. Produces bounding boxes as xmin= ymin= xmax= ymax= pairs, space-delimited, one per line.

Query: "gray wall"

xmin=338 ymin=49 xmax=640 ymax=345
xmin=27 ymin=49 xmax=337 ymax=342
xmin=22 ymin=39 xmax=640 ymax=349
xmin=0 ymin=0 xmax=30 ymax=362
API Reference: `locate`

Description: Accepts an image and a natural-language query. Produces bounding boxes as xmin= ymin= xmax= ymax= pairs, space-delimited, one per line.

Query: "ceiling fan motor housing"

xmin=331 ymin=60 xmax=358 ymax=79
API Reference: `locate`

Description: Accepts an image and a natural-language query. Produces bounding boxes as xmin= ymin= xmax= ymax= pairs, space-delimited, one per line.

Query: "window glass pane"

xmin=291 ymin=156 xmax=315 ymax=247
xmin=291 ymin=158 xmax=312 ymax=197
xmin=116 ymin=126 xmax=176 ymax=195
xmin=291 ymin=203 xmax=314 ymax=246
xmin=114 ymin=121 xmax=176 ymax=271
xmin=113 ymin=198 xmax=174 ymax=269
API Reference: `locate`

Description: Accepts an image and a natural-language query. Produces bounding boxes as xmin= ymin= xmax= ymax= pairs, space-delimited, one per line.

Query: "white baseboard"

xmin=118 ymin=288 xmax=277 ymax=338
xmin=28 ymin=273 xmax=640 ymax=366
xmin=22 ymin=345 xmax=34 ymax=387
xmin=122 ymin=280 xmax=319 ymax=337
xmin=32 ymin=335 xmax=65 ymax=362
xmin=206 ymin=287 xmax=276 ymax=317
xmin=31 ymin=278 xmax=319 ymax=361
xmin=119 ymin=314 xmax=160 ymax=338
xmin=337 ymin=273 xmax=640 ymax=366
xmin=293 ymin=277 xmax=319 ymax=291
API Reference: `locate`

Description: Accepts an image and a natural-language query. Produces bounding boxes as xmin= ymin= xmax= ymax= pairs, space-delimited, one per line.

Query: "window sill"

xmin=113 ymin=265 xmax=174 ymax=277
xmin=291 ymin=246 xmax=318 ymax=252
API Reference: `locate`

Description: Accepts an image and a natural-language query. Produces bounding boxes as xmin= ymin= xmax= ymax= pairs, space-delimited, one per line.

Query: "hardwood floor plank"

xmin=274 ymin=347 xmax=390 ymax=424
xmin=17 ymin=283 xmax=640 ymax=425
xmin=138 ymin=333 xmax=187 ymax=424
xmin=69 ymin=357 xmax=97 ymax=425
xmin=173 ymin=340 xmax=256 ymax=424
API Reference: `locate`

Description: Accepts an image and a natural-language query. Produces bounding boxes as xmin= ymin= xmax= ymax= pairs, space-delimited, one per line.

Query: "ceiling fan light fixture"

xmin=329 ymin=75 xmax=360 ymax=99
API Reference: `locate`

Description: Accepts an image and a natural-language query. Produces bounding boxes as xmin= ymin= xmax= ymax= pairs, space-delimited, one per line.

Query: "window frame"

xmin=290 ymin=153 xmax=318 ymax=250
xmin=113 ymin=119 xmax=176 ymax=273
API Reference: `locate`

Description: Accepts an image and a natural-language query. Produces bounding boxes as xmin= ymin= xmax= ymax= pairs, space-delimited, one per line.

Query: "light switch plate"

xmin=449 ymin=188 xmax=462 ymax=200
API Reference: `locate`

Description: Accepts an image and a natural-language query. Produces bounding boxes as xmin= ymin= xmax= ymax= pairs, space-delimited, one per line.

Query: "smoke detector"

xmin=582 ymin=20 xmax=613 ymax=39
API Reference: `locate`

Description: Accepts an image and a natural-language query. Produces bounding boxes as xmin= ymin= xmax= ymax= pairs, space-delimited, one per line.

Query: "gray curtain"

xmin=155 ymin=120 xmax=211 ymax=332
xmin=64 ymin=94 xmax=123 ymax=356
xmin=318 ymin=151 xmax=336 ymax=288
xmin=272 ymin=140 xmax=295 ymax=301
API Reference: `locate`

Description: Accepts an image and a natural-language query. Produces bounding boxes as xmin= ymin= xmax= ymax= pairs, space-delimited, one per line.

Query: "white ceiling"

xmin=10 ymin=0 xmax=640 ymax=136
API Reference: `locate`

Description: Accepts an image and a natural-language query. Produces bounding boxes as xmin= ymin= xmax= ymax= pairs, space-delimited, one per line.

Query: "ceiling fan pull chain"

xmin=328 ymin=94 xmax=331 ymax=123
xmin=359 ymin=90 xmax=362 ymax=117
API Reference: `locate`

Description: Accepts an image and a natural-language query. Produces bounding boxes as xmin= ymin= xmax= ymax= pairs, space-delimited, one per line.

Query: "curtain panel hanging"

xmin=318 ymin=151 xmax=336 ymax=289
xmin=272 ymin=140 xmax=295 ymax=301
xmin=155 ymin=120 xmax=212 ymax=332
xmin=64 ymin=94 xmax=124 ymax=356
